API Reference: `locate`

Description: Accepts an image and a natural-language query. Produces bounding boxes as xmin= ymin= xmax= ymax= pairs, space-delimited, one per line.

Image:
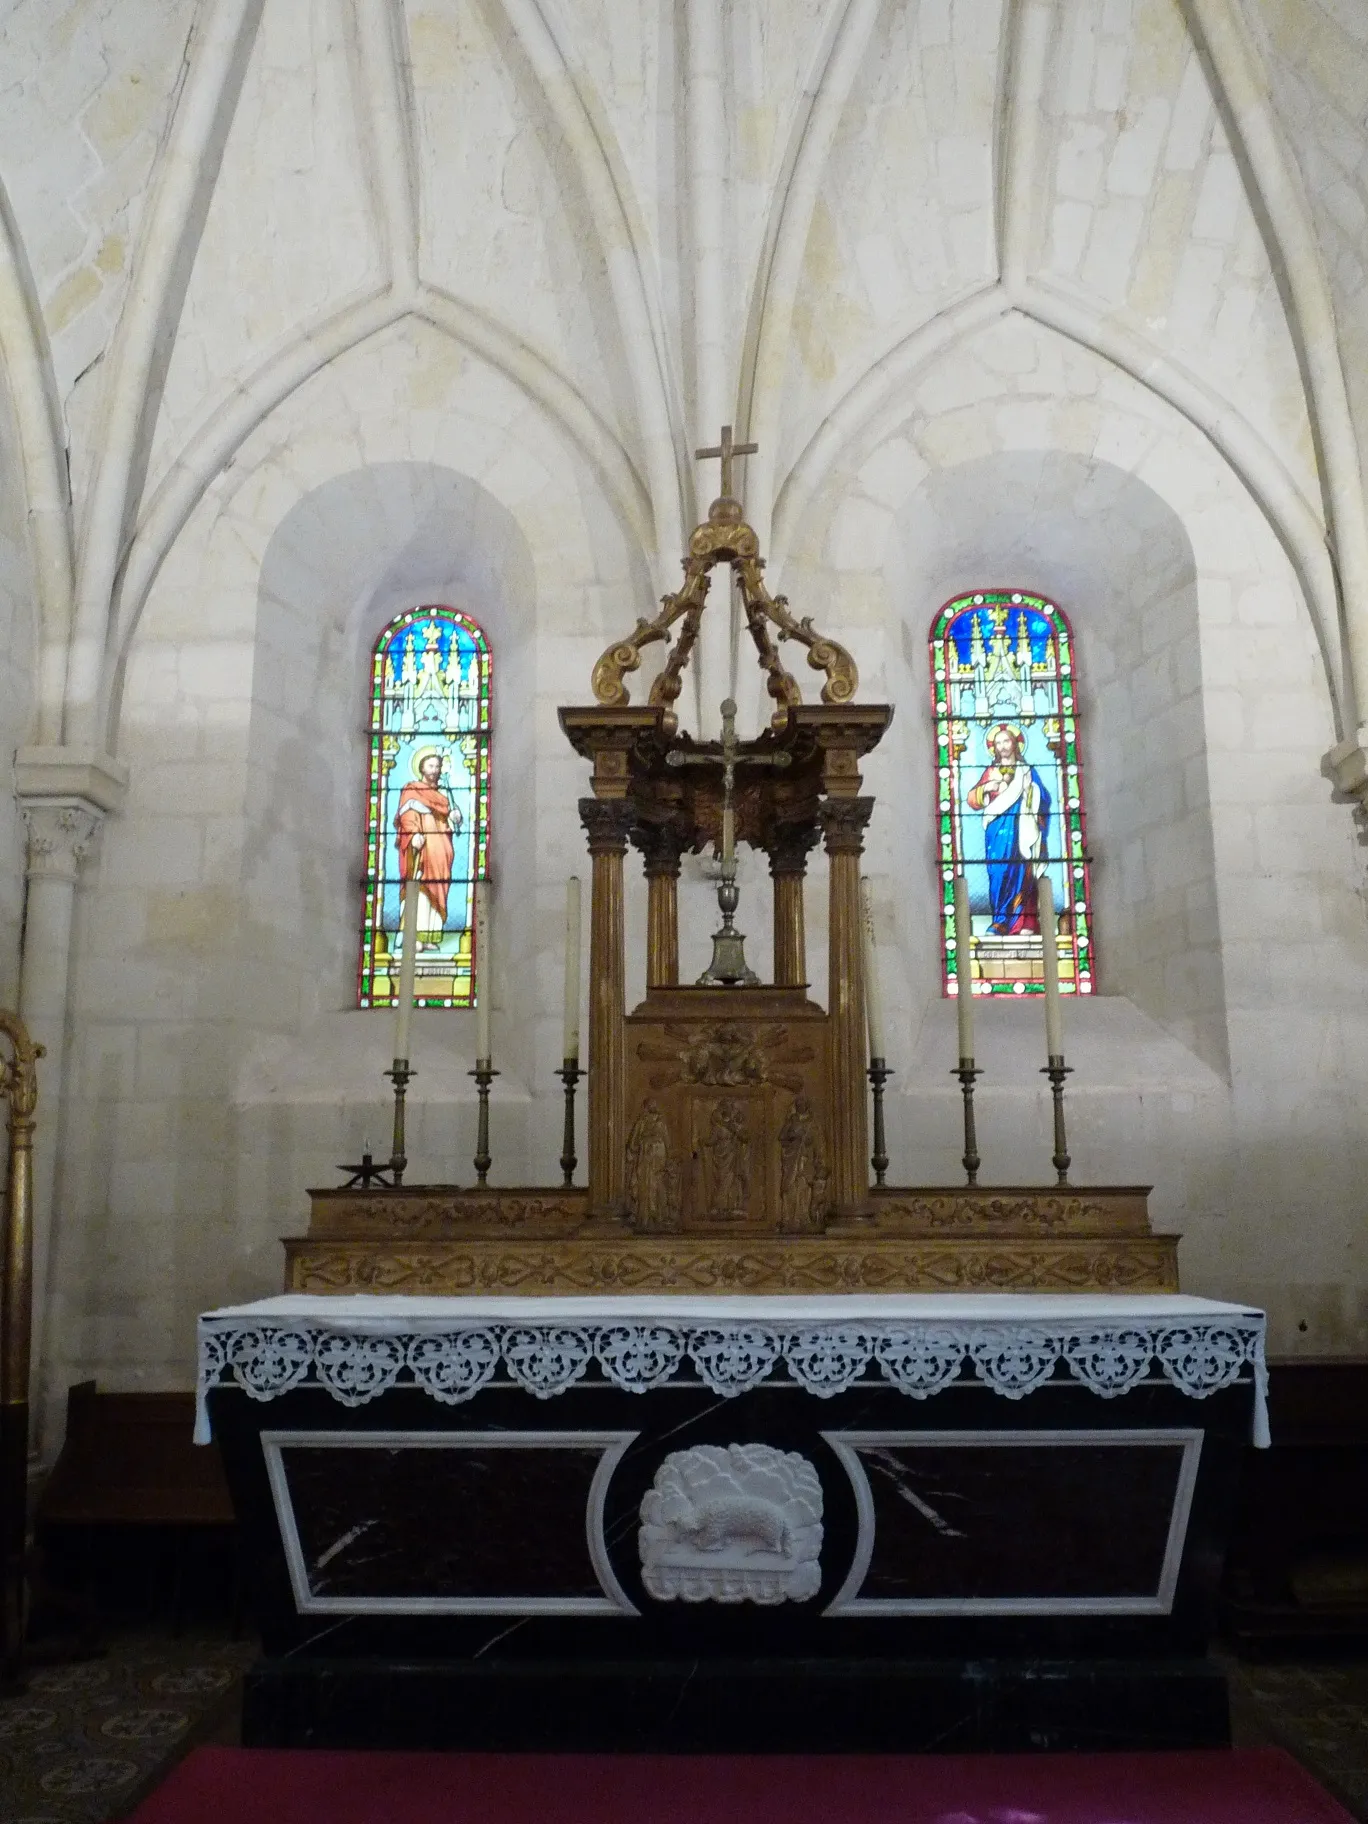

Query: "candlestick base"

xmin=470 ymin=1059 xmax=499 ymax=1188
xmin=336 ymin=1150 xmax=398 ymax=1189
xmin=867 ymin=1056 xmax=893 ymax=1187
xmin=953 ymin=1059 xmax=982 ymax=1185
xmin=556 ymin=1058 xmax=582 ymax=1187
xmin=697 ymin=866 xmax=759 ymax=987
xmin=384 ymin=1058 xmax=414 ymax=1187
xmin=1041 ymin=1053 xmax=1072 ymax=1185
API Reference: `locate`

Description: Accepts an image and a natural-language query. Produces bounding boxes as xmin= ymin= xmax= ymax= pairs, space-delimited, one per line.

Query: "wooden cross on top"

xmin=695 ymin=424 xmax=757 ymax=500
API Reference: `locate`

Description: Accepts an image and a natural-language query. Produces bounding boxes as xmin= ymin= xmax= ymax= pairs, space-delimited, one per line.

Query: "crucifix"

xmin=669 ymin=696 xmax=788 ymax=986
xmin=695 ymin=424 xmax=757 ymax=501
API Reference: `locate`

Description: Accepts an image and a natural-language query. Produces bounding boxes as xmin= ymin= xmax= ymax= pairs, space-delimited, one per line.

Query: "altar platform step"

xmin=287 ymin=1183 xmax=1177 ymax=1294
xmin=129 ymin=1744 xmax=1353 ymax=1824
xmin=240 ymin=1654 xmax=1225 ymax=1755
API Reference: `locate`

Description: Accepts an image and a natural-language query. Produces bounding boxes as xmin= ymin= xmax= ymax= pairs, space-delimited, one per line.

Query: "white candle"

xmin=474 ymin=880 xmax=491 ymax=1063
xmin=953 ymin=873 xmax=974 ymax=1063
xmin=1038 ymin=870 xmax=1063 ymax=1059
xmin=859 ymin=876 xmax=886 ymax=1062
xmin=393 ymin=876 xmax=420 ymax=1061
xmin=563 ymin=876 xmax=582 ymax=1062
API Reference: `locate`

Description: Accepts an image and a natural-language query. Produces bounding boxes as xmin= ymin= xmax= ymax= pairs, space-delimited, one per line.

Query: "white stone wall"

xmin=0 ymin=370 xmax=36 ymax=1006
xmin=2 ymin=0 xmax=1368 ymax=1415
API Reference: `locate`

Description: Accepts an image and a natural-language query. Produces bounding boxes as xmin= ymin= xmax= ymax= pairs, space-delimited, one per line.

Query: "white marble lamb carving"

xmin=638 ymin=1442 xmax=823 ymax=1604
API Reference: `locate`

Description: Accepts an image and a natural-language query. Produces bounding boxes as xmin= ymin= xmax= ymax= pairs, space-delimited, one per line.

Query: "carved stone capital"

xmin=630 ymin=821 xmax=687 ymax=876
xmin=579 ymin=796 xmax=636 ymax=856
xmin=1324 ymin=733 xmax=1368 ymax=842
xmin=818 ymin=796 xmax=875 ymax=856
xmin=767 ymin=821 xmax=821 ymax=876
xmin=22 ymin=804 xmax=103 ymax=883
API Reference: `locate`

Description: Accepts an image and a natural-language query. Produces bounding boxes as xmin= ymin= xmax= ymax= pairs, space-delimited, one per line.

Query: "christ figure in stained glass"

xmin=966 ymin=723 xmax=1051 ymax=936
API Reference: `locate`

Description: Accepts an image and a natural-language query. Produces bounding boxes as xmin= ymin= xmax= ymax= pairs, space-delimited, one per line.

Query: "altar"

xmin=200 ymin=1290 xmax=1266 ymax=1752
xmin=206 ymin=447 xmax=1263 ymax=1753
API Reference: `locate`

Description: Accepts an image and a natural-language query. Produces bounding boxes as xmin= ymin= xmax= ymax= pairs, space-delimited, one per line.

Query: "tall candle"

xmin=1038 ymin=870 xmax=1063 ymax=1058
xmin=563 ymin=876 xmax=582 ymax=1062
xmin=392 ymin=876 xmax=420 ymax=1060
xmin=953 ymin=873 xmax=974 ymax=1063
xmin=859 ymin=876 xmax=886 ymax=1062
xmin=474 ymin=880 xmax=491 ymax=1063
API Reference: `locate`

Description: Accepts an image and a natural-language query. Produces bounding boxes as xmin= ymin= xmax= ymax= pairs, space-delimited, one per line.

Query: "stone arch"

xmin=886 ymin=450 xmax=1227 ymax=1075
xmin=243 ymin=462 xmax=538 ymax=1069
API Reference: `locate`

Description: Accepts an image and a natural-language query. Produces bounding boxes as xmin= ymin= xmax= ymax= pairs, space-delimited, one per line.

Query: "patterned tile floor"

xmin=1228 ymin=1656 xmax=1368 ymax=1822
xmin=4 ymin=1637 xmax=1368 ymax=1823
xmin=0 ymin=1629 xmax=254 ymax=1824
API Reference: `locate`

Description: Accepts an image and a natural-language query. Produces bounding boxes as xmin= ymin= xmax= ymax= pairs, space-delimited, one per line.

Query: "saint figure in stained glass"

xmin=358 ymin=606 xmax=491 ymax=1010
xmin=929 ymin=592 xmax=1093 ymax=1000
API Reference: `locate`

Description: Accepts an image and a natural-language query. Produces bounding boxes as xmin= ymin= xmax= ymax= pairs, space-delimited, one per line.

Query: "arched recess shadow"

xmin=887 ymin=449 xmax=1230 ymax=1079
xmin=240 ymin=462 xmax=538 ymax=1086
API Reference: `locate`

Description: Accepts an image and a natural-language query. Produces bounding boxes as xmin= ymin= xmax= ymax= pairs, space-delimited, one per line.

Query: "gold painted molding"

xmin=284 ymin=1234 xmax=1179 ymax=1297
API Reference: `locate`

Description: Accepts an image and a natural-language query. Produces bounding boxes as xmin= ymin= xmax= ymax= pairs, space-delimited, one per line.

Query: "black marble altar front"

xmin=212 ymin=1369 xmax=1249 ymax=1749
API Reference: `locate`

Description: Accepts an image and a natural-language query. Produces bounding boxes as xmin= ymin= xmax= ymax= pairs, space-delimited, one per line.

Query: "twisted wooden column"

xmin=768 ymin=823 xmax=819 ymax=987
xmin=631 ymin=824 xmax=685 ymax=989
xmin=819 ymin=798 xmax=874 ymax=1217
xmin=580 ymin=799 xmax=635 ymax=1217
xmin=0 ymin=1011 xmax=41 ymax=1678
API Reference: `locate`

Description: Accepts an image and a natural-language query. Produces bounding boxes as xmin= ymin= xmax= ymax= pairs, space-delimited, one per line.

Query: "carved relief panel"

xmin=624 ymin=988 xmax=830 ymax=1234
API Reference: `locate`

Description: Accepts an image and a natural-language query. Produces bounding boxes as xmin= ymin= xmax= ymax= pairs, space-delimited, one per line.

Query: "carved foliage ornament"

xmin=22 ymin=805 xmax=102 ymax=881
xmin=591 ymin=499 xmax=858 ymax=734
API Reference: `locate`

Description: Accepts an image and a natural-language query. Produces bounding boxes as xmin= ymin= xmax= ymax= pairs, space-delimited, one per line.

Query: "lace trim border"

xmin=194 ymin=1317 xmax=1269 ymax=1446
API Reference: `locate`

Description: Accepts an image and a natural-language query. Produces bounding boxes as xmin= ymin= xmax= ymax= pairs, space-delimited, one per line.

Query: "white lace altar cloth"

xmin=195 ymin=1293 xmax=1269 ymax=1447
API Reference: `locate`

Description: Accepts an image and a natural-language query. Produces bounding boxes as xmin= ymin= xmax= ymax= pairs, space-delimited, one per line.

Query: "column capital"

xmin=767 ymin=820 xmax=821 ymax=876
xmin=818 ymin=796 xmax=875 ymax=856
xmin=21 ymin=804 xmax=103 ymax=883
xmin=629 ymin=820 xmax=687 ymax=876
xmin=579 ymin=797 xmax=636 ymax=856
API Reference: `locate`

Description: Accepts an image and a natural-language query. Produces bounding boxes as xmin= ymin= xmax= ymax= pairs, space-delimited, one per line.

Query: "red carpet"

xmin=127 ymin=1746 xmax=1353 ymax=1823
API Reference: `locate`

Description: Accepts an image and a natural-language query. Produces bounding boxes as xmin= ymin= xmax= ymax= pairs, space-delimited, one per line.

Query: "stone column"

xmin=631 ymin=825 xmax=686 ymax=989
xmin=819 ymin=797 xmax=874 ymax=1218
xmin=580 ymin=798 xmax=635 ymax=1217
xmin=767 ymin=823 xmax=819 ymax=987
xmin=13 ymin=748 xmax=126 ymax=1429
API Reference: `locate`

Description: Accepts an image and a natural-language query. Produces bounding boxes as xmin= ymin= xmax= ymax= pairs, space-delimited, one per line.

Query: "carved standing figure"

xmin=778 ymin=1095 xmax=828 ymax=1234
xmin=702 ymin=1101 xmax=750 ymax=1221
xmin=625 ymin=1099 xmax=681 ymax=1233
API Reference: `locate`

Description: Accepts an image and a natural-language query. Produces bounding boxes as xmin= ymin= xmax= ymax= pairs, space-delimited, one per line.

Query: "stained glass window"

xmin=929 ymin=591 xmax=1094 ymax=1001
xmin=357 ymin=606 xmax=491 ymax=1010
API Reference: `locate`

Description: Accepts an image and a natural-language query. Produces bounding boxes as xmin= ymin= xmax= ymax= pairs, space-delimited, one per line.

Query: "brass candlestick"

xmin=385 ymin=1058 xmax=413 ymax=1187
xmin=470 ymin=1060 xmax=498 ymax=1187
xmin=556 ymin=1058 xmax=582 ymax=1187
xmin=867 ymin=1057 xmax=892 ymax=1187
xmin=954 ymin=1059 xmax=982 ymax=1186
xmin=1 ymin=1010 xmax=40 ymax=1684
xmin=1042 ymin=1054 xmax=1072 ymax=1185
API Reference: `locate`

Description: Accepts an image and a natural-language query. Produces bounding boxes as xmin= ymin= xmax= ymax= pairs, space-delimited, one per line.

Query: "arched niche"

xmin=242 ymin=461 xmax=539 ymax=1085
xmin=886 ymin=448 xmax=1228 ymax=1076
